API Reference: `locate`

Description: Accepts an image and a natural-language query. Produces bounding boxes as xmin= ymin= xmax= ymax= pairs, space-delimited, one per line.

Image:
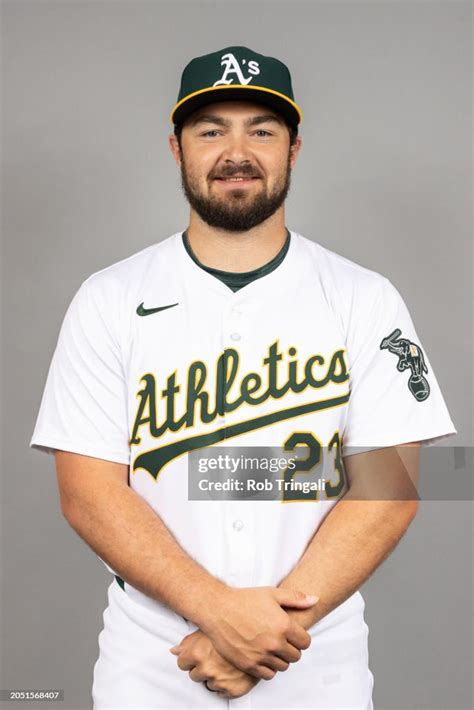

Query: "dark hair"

xmin=173 ymin=119 xmax=299 ymax=150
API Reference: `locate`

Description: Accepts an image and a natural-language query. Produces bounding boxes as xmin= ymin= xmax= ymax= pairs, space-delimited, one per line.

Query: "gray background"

xmin=1 ymin=1 xmax=472 ymax=709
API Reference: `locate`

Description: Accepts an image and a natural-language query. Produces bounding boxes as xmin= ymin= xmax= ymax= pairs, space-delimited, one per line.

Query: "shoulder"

xmin=62 ymin=234 xmax=179 ymax=342
xmin=295 ymin=233 xmax=401 ymax=327
xmin=296 ymin=232 xmax=390 ymax=291
xmin=79 ymin=233 xmax=178 ymax=298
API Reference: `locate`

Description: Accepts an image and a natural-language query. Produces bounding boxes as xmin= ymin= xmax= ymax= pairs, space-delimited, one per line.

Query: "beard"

xmin=179 ymin=151 xmax=292 ymax=233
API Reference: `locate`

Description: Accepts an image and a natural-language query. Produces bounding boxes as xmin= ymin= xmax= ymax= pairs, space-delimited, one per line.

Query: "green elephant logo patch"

xmin=380 ymin=328 xmax=430 ymax=401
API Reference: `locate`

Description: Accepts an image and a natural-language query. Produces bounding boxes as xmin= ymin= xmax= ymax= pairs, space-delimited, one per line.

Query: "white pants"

xmin=92 ymin=579 xmax=374 ymax=710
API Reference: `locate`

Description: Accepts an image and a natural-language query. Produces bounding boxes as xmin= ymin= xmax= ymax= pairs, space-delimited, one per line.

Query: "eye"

xmin=200 ymin=129 xmax=273 ymax=138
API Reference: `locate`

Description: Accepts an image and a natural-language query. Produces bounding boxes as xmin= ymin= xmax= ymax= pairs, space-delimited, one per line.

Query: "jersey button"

xmin=230 ymin=332 xmax=241 ymax=341
xmin=232 ymin=519 xmax=244 ymax=531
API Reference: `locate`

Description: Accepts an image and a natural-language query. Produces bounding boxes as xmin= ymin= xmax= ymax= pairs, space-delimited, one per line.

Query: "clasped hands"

xmin=169 ymin=586 xmax=318 ymax=700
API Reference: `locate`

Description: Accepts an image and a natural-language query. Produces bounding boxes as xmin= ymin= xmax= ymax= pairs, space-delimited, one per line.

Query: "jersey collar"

xmin=174 ymin=228 xmax=302 ymax=302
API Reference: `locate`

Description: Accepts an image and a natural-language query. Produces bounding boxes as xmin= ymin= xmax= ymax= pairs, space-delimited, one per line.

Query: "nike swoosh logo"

xmin=136 ymin=302 xmax=179 ymax=316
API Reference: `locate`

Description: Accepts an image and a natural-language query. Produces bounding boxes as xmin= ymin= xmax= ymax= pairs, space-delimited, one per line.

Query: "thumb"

xmin=169 ymin=645 xmax=182 ymax=654
xmin=274 ymin=588 xmax=319 ymax=608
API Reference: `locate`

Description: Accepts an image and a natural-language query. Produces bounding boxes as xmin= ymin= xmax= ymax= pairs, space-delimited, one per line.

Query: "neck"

xmin=185 ymin=210 xmax=288 ymax=272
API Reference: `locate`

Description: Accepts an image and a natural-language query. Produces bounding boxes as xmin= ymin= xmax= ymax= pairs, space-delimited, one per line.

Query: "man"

xmin=30 ymin=46 xmax=457 ymax=709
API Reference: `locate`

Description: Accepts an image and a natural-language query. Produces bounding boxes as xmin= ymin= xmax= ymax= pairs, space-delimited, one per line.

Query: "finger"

xmin=189 ymin=667 xmax=210 ymax=683
xmin=257 ymin=664 xmax=277 ymax=680
xmin=254 ymin=637 xmax=301 ymax=666
xmin=286 ymin=623 xmax=312 ymax=651
xmin=261 ymin=655 xmax=290 ymax=672
xmin=246 ymin=664 xmax=277 ymax=681
xmin=169 ymin=646 xmax=181 ymax=655
xmin=273 ymin=642 xmax=302 ymax=664
xmin=176 ymin=653 xmax=196 ymax=672
xmin=202 ymin=678 xmax=225 ymax=692
xmin=274 ymin=587 xmax=319 ymax=609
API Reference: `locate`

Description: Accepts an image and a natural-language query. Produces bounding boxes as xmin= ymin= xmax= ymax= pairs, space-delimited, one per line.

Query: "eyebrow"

xmin=189 ymin=113 xmax=285 ymax=129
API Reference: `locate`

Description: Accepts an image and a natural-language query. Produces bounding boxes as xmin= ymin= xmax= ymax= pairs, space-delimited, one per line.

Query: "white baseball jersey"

xmin=30 ymin=229 xmax=457 ymax=710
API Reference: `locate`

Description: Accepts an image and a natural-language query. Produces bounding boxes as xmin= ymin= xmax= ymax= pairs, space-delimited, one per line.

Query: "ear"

xmin=168 ymin=133 xmax=182 ymax=167
xmin=290 ymin=135 xmax=302 ymax=168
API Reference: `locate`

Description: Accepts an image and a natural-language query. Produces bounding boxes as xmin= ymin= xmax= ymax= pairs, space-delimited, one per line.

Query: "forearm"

xmin=278 ymin=498 xmax=417 ymax=629
xmin=63 ymin=479 xmax=228 ymax=628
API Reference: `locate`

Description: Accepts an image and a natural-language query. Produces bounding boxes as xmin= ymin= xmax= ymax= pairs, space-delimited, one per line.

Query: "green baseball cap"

xmin=170 ymin=46 xmax=302 ymax=130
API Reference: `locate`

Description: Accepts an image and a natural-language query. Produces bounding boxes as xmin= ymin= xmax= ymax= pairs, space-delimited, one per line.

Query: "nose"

xmin=220 ymin=132 xmax=254 ymax=165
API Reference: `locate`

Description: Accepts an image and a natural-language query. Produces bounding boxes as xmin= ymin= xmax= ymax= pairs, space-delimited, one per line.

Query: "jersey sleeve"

xmin=341 ymin=276 xmax=457 ymax=456
xmin=29 ymin=276 xmax=131 ymax=465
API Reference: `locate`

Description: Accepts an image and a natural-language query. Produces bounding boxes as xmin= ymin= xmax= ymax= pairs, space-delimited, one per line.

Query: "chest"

xmin=125 ymin=281 xmax=350 ymax=492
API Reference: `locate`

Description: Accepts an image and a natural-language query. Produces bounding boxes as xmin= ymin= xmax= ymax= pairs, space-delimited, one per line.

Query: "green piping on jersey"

xmin=181 ymin=228 xmax=291 ymax=292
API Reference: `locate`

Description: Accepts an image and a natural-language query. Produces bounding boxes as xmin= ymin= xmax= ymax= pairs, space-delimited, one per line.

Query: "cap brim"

xmin=170 ymin=85 xmax=302 ymax=128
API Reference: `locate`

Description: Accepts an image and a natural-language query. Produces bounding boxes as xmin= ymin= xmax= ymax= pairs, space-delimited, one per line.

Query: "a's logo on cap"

xmin=213 ymin=52 xmax=261 ymax=87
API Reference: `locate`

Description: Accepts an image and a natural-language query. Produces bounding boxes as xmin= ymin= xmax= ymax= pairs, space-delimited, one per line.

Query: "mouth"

xmin=214 ymin=177 xmax=261 ymax=187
